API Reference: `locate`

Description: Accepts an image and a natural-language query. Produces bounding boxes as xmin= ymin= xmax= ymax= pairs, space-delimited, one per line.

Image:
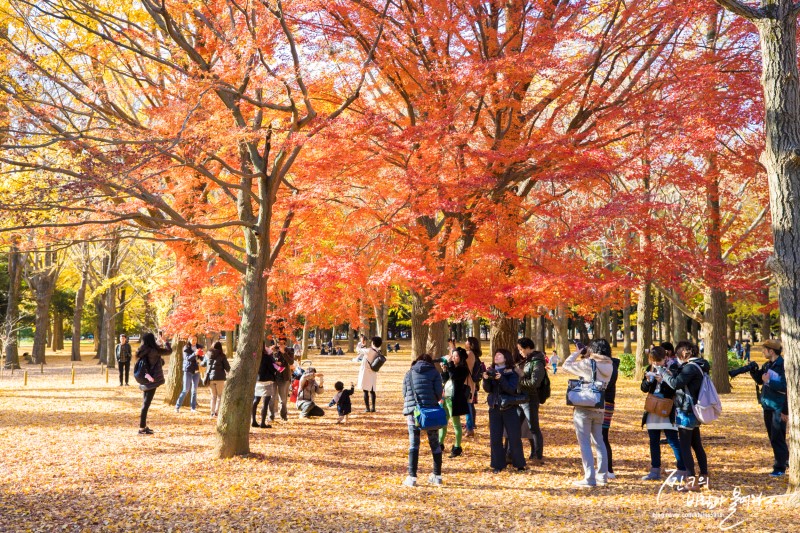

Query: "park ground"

xmin=0 ymin=343 xmax=797 ymax=532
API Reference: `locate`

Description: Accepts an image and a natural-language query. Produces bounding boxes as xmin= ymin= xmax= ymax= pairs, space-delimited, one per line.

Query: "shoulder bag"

xmin=566 ymin=359 xmax=606 ymax=408
xmin=410 ymin=374 xmax=447 ymax=431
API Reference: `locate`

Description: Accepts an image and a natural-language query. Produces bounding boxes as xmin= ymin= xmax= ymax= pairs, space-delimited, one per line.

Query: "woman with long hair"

xmin=135 ymin=333 xmax=172 ymax=435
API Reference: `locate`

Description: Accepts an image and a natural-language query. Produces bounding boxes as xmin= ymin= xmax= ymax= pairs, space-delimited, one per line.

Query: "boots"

xmin=251 ymin=400 xmax=259 ymax=427
xmin=642 ymin=467 xmax=661 ymax=481
xmin=449 ymin=446 xmax=463 ymax=458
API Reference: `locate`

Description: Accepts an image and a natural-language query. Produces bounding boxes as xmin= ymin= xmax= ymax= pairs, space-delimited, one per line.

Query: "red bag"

xmin=290 ymin=379 xmax=300 ymax=403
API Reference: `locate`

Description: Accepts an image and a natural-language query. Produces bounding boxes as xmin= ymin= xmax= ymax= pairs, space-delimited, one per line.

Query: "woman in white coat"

xmin=357 ymin=336 xmax=382 ymax=412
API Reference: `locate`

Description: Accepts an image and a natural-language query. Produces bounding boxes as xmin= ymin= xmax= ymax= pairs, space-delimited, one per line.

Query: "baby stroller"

xmin=290 ymin=360 xmax=313 ymax=403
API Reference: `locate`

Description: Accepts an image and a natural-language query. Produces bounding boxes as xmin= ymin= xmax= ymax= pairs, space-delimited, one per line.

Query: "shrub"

xmin=618 ymin=353 xmax=635 ymax=378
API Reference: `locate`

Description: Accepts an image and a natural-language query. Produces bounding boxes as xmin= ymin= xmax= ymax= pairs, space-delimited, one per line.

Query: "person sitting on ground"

xmin=297 ymin=367 xmax=325 ymax=418
xmin=329 ymin=381 xmax=355 ymax=424
xmin=387 ymin=343 xmax=395 ymax=353
xmin=336 ymin=346 xmax=344 ymax=356
xmin=395 ymin=342 xmax=400 ymax=353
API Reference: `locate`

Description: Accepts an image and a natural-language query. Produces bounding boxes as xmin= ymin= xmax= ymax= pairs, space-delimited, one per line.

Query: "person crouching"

xmin=297 ymin=367 xmax=325 ymax=418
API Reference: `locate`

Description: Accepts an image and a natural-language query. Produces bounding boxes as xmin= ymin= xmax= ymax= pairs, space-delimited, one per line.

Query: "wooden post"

xmin=105 ymin=367 xmax=109 ymax=383
xmin=23 ymin=370 xmax=28 ymax=386
xmin=71 ymin=365 xmax=75 ymax=384
xmin=40 ymin=362 xmax=44 ymax=374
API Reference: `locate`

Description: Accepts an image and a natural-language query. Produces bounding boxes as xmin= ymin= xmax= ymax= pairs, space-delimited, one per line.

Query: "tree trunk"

xmin=472 ymin=318 xmax=481 ymax=340
xmin=71 ymin=268 xmax=87 ymax=361
xmin=411 ymin=292 xmax=430 ymax=359
xmin=226 ymin=330 xmax=234 ymax=356
xmin=117 ymin=287 xmax=127 ymax=332
xmin=690 ymin=319 xmax=700 ymax=344
xmin=704 ymin=288 xmax=731 ymax=394
xmin=52 ymin=311 xmax=63 ymax=351
xmin=576 ymin=319 xmax=589 ymax=345
xmin=104 ymin=285 xmax=117 ymax=370
xmin=551 ymin=306 xmax=570 ymax=359
xmin=611 ymin=310 xmax=619 ymax=348
xmin=524 ymin=316 xmax=532 ymax=338
xmin=163 ymin=341 xmax=186 ymax=406
xmin=762 ymin=311 xmax=772 ymax=342
xmin=26 ymin=252 xmax=59 ymax=365
xmin=634 ymin=282 xmax=653 ymax=380
xmin=427 ymin=320 xmax=449 ymax=359
xmin=94 ymin=297 xmax=104 ymax=360
xmin=2 ymin=246 xmax=24 ymax=369
xmin=347 ymin=325 xmax=355 ymax=353
xmin=214 ymin=262 xmax=268 ymax=458
xmin=599 ymin=308 xmax=610 ymax=342
xmin=623 ymin=290 xmax=632 ymax=354
xmin=672 ymin=289 xmax=688 ymax=343
xmin=489 ymin=311 xmax=516 ymax=356
xmin=374 ymin=302 xmax=389 ymax=356
xmin=536 ymin=315 xmax=546 ymax=352
xmin=727 ymin=310 xmax=736 ymax=347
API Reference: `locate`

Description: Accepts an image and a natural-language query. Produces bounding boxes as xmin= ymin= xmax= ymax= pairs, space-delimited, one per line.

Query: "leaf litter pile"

xmin=0 ymin=353 xmax=796 ymax=532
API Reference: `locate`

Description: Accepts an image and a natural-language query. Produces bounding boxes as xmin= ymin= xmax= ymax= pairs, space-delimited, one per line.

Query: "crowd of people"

xmin=127 ymin=330 xmax=789 ymax=491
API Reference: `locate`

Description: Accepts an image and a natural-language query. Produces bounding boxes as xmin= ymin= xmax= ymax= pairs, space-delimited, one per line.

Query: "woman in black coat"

xmin=440 ymin=347 xmax=470 ymax=457
xmin=483 ymin=348 xmax=526 ymax=473
xmin=135 ymin=333 xmax=172 ymax=435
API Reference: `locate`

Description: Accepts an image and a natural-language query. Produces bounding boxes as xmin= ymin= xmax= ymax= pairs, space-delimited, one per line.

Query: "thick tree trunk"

xmin=163 ymin=341 xmax=186 ymax=406
xmin=214 ymin=263 xmax=268 ymax=458
xmin=623 ymin=290 xmax=632 ymax=354
xmin=226 ymin=330 xmax=234 ymax=356
xmin=611 ymin=310 xmax=619 ymax=348
xmin=524 ymin=316 xmax=532 ymax=338
xmin=411 ymin=292 xmax=430 ymax=359
xmin=94 ymin=297 xmax=104 ymax=360
xmin=672 ymin=289 xmax=688 ymax=343
xmin=27 ymin=254 xmax=59 ymax=365
xmin=347 ymin=324 xmax=354 ymax=353
xmin=489 ymin=311 xmax=516 ymax=356
xmin=761 ymin=311 xmax=772 ymax=341
xmin=536 ymin=315 xmax=546 ymax=352
xmin=727 ymin=311 xmax=736 ymax=347
xmin=635 ymin=282 xmax=653 ymax=380
xmin=427 ymin=320 xmax=449 ymax=359
xmin=704 ymin=288 xmax=732 ymax=394
xmin=374 ymin=302 xmax=389 ymax=356
xmin=117 ymin=287 xmax=127 ymax=333
xmin=740 ymin=0 xmax=800 ymax=492
xmin=2 ymin=246 xmax=24 ymax=369
xmin=551 ymin=305 xmax=571 ymax=359
xmin=472 ymin=318 xmax=481 ymax=340
xmin=52 ymin=311 xmax=63 ymax=351
xmin=599 ymin=308 xmax=610 ymax=342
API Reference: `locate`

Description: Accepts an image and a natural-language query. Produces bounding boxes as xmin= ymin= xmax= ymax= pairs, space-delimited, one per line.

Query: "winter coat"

xmin=658 ymin=357 xmax=711 ymax=413
xmin=202 ymin=348 xmax=230 ymax=381
xmin=605 ymin=357 xmax=621 ymax=404
xmin=519 ymin=353 xmax=547 ymax=399
xmin=115 ymin=343 xmax=132 ymax=363
xmin=135 ymin=344 xmax=172 ymax=384
xmin=182 ymin=343 xmax=204 ymax=373
xmin=442 ymin=361 xmax=470 ymax=417
xmin=752 ymin=356 xmax=787 ymax=412
xmin=273 ymin=348 xmax=294 ymax=382
xmin=402 ymin=360 xmax=443 ymax=416
xmin=257 ymin=350 xmax=278 ymax=382
xmin=357 ymin=346 xmax=379 ymax=391
xmin=329 ymin=386 xmax=354 ymax=416
xmin=640 ymin=363 xmax=679 ymax=427
xmin=562 ymin=352 xmax=614 ymax=385
xmin=482 ymin=366 xmax=520 ymax=410
xmin=297 ymin=373 xmax=323 ymax=403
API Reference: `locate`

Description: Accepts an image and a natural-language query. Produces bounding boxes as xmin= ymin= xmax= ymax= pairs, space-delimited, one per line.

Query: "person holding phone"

xmin=483 ymin=348 xmax=526 ymax=473
xmin=176 ymin=335 xmax=204 ymax=413
xmin=135 ymin=333 xmax=172 ymax=435
xmin=562 ymin=339 xmax=614 ymax=487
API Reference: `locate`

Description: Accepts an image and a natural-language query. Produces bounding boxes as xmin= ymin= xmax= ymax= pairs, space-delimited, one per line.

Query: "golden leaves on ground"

xmin=0 ymin=354 xmax=796 ymax=532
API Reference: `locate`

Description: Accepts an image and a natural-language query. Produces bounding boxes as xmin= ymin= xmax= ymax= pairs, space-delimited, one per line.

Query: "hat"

xmin=306 ymin=367 xmax=317 ymax=374
xmin=762 ymin=339 xmax=782 ymax=352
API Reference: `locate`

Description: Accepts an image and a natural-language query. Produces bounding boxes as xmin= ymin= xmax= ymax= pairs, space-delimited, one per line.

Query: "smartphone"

xmin=575 ymin=340 xmax=587 ymax=355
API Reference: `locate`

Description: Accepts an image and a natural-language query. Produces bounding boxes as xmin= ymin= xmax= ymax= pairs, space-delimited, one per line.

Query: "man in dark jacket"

xmin=176 ymin=336 xmax=203 ymax=413
xmin=751 ymin=339 xmax=788 ymax=477
xmin=269 ymin=338 xmax=295 ymax=422
xmin=115 ymin=334 xmax=133 ymax=386
xmin=517 ymin=338 xmax=546 ymax=464
xmin=402 ymin=354 xmax=444 ymax=487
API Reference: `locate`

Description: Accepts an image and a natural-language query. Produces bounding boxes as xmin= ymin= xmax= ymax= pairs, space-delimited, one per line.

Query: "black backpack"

xmin=538 ymin=370 xmax=551 ymax=405
xmin=470 ymin=356 xmax=484 ymax=385
xmin=369 ymin=348 xmax=387 ymax=372
xmin=133 ymin=357 xmax=152 ymax=385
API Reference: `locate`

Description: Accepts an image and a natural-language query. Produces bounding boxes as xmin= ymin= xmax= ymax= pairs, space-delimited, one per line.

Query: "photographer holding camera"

xmin=751 ymin=339 xmax=788 ymax=477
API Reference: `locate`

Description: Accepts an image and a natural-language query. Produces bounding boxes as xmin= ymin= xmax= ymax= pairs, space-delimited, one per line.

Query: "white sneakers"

xmin=402 ymin=476 xmax=417 ymax=487
xmin=402 ymin=474 xmax=442 ymax=487
xmin=427 ymin=474 xmax=442 ymax=486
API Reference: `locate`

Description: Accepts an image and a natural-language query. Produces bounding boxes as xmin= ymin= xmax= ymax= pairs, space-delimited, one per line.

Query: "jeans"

xmin=407 ymin=420 xmax=442 ymax=477
xmin=270 ymin=380 xmax=290 ymax=420
xmin=678 ymin=426 xmax=708 ymax=478
xmin=552 ymin=363 xmax=557 ymax=374
xmin=439 ymin=397 xmax=462 ymax=447
xmin=118 ymin=361 xmax=130 ymax=385
xmin=648 ymin=429 xmax=685 ymax=470
xmin=763 ymin=408 xmax=788 ymax=472
xmin=209 ymin=380 xmax=225 ymax=416
xmin=573 ymin=407 xmax=607 ymax=484
xmin=140 ymin=388 xmax=156 ymax=428
xmin=298 ymin=400 xmax=325 ymax=417
xmin=518 ymin=400 xmax=543 ymax=460
xmin=489 ymin=407 xmax=525 ymax=470
xmin=465 ymin=393 xmax=477 ymax=430
xmin=176 ymin=371 xmax=200 ymax=410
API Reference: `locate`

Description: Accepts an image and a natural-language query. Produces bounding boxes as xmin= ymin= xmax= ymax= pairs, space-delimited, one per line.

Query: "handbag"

xmin=499 ymin=393 xmax=529 ymax=410
xmin=644 ymin=393 xmax=673 ymax=417
xmin=566 ymin=359 xmax=606 ymax=408
xmin=410 ymin=373 xmax=447 ymax=431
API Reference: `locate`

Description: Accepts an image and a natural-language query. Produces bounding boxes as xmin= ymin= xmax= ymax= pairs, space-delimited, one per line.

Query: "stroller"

xmin=290 ymin=360 xmax=313 ymax=403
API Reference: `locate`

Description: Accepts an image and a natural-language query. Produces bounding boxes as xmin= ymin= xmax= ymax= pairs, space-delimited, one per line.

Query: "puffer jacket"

xmin=658 ymin=357 xmax=711 ymax=413
xmin=402 ymin=360 xmax=443 ymax=416
xmin=482 ymin=366 xmax=520 ymax=410
xmin=182 ymin=343 xmax=204 ymax=373
xmin=202 ymin=348 xmax=230 ymax=381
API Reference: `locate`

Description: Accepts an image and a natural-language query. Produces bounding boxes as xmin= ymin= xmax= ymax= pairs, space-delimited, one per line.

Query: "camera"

xmin=728 ymin=361 xmax=759 ymax=379
xmin=485 ymin=368 xmax=497 ymax=379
